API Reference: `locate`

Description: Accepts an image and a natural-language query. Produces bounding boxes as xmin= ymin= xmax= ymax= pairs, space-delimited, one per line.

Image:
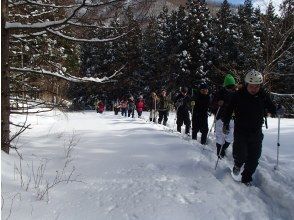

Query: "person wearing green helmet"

xmin=211 ymin=73 xmax=237 ymax=159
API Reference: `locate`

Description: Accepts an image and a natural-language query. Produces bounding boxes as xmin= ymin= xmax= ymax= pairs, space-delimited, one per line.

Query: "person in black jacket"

xmin=223 ymin=70 xmax=276 ymax=186
xmin=191 ymin=82 xmax=211 ymax=144
xmin=175 ymin=87 xmax=191 ymax=135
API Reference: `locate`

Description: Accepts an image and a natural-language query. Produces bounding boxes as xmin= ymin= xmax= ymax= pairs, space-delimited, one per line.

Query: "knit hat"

xmin=199 ymin=82 xmax=208 ymax=90
xmin=223 ymin=74 xmax=236 ymax=87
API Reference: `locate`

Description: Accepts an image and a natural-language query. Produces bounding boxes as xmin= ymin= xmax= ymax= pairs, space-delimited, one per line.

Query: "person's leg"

xmin=215 ymin=119 xmax=225 ymax=156
xmin=149 ymin=110 xmax=153 ymax=121
xmin=241 ymin=132 xmax=263 ymax=183
xmin=163 ymin=111 xmax=168 ymax=126
xmin=183 ymin=112 xmax=191 ymax=134
xmin=177 ymin=114 xmax=184 ymax=133
xmin=232 ymin=132 xmax=248 ymax=170
xmin=200 ymin=116 xmax=208 ymax=144
xmin=158 ymin=111 xmax=163 ymax=124
xmin=192 ymin=114 xmax=197 ymax=139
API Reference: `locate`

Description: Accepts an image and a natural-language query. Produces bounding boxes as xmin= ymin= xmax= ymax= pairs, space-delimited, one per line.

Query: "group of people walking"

xmin=113 ymin=95 xmax=145 ymax=118
xmin=110 ymin=70 xmax=283 ymax=186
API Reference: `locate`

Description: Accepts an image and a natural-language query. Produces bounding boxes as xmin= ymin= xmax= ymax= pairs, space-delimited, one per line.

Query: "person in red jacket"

xmin=136 ymin=95 xmax=145 ymax=118
xmin=97 ymin=100 xmax=105 ymax=113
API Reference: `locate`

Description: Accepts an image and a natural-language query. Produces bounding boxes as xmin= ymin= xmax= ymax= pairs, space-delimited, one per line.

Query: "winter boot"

xmin=242 ymin=182 xmax=252 ymax=187
xmin=233 ymin=165 xmax=241 ymax=176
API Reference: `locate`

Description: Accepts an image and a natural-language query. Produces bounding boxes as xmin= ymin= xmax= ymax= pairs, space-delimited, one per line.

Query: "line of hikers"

xmin=111 ymin=70 xmax=284 ymax=186
xmin=112 ymin=95 xmax=145 ymax=118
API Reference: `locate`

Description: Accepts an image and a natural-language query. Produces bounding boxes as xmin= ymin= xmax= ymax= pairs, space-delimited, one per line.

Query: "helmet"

xmin=223 ymin=74 xmax=236 ymax=87
xmin=245 ymin=70 xmax=263 ymax=84
xmin=199 ymin=82 xmax=208 ymax=90
xmin=181 ymin=87 xmax=188 ymax=93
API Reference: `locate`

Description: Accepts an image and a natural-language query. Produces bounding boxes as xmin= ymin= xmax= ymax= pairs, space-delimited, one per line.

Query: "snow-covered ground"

xmin=2 ymin=110 xmax=294 ymax=220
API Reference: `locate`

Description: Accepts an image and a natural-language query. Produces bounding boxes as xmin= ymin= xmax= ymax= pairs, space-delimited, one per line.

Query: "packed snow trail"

xmin=2 ymin=111 xmax=294 ymax=220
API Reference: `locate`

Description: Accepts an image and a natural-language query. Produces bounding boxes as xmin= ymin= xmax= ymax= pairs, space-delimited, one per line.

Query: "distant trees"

xmin=1 ymin=0 xmax=148 ymax=154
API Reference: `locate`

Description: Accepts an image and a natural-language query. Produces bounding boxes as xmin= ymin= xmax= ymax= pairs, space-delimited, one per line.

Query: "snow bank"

xmin=2 ymin=111 xmax=294 ymax=220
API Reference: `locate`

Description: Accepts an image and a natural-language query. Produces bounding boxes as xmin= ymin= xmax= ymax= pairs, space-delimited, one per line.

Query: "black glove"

xmin=276 ymin=104 xmax=285 ymax=117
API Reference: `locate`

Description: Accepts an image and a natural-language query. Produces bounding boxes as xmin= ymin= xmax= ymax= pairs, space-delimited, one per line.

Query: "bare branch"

xmin=46 ymin=27 xmax=132 ymax=43
xmin=5 ymin=193 xmax=22 ymax=220
xmin=10 ymin=64 xmax=126 ymax=83
xmin=6 ymin=0 xmax=87 ymax=30
xmin=7 ymin=0 xmax=128 ymax=30
xmin=11 ymin=108 xmax=54 ymax=114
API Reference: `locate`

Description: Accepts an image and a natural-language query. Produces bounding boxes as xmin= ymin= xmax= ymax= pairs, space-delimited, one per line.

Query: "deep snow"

xmin=2 ymin=110 xmax=294 ymax=220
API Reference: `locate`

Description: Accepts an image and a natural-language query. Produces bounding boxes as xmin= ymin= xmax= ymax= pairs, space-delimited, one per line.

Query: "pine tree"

xmin=236 ymin=0 xmax=262 ymax=70
xmin=142 ymin=18 xmax=161 ymax=92
xmin=185 ymin=0 xmax=214 ymax=88
xmin=213 ymin=0 xmax=239 ymax=83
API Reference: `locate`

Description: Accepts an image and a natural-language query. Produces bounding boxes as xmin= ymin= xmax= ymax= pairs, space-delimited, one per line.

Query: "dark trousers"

xmin=128 ymin=109 xmax=134 ymax=118
xmin=114 ymin=108 xmax=119 ymax=115
xmin=158 ymin=110 xmax=169 ymax=126
xmin=192 ymin=114 xmax=208 ymax=144
xmin=137 ymin=110 xmax=143 ymax=117
xmin=177 ymin=112 xmax=191 ymax=134
xmin=233 ymin=130 xmax=263 ymax=183
xmin=121 ymin=108 xmax=127 ymax=117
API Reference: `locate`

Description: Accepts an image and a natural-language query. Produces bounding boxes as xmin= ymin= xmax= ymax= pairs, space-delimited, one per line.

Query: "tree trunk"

xmin=1 ymin=0 xmax=10 ymax=154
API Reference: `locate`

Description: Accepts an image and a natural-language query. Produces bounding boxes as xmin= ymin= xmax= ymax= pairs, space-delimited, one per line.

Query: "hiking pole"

xmin=274 ymin=115 xmax=281 ymax=170
xmin=190 ymin=104 xmax=195 ymax=137
xmin=154 ymin=98 xmax=157 ymax=124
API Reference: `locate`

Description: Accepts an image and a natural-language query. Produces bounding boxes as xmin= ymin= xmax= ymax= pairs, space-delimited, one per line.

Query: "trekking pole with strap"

xmin=190 ymin=104 xmax=195 ymax=136
xmin=214 ymin=143 xmax=225 ymax=170
xmin=154 ymin=98 xmax=157 ymax=123
xmin=274 ymin=115 xmax=281 ymax=170
xmin=215 ymin=123 xmax=229 ymax=170
xmin=274 ymin=104 xmax=285 ymax=170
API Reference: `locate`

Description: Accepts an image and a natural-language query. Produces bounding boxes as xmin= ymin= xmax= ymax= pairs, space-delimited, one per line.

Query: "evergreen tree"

xmin=169 ymin=6 xmax=191 ymax=90
xmin=213 ymin=0 xmax=239 ymax=83
xmin=236 ymin=0 xmax=262 ymax=70
xmin=142 ymin=18 xmax=162 ymax=92
xmin=185 ymin=0 xmax=214 ymax=88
